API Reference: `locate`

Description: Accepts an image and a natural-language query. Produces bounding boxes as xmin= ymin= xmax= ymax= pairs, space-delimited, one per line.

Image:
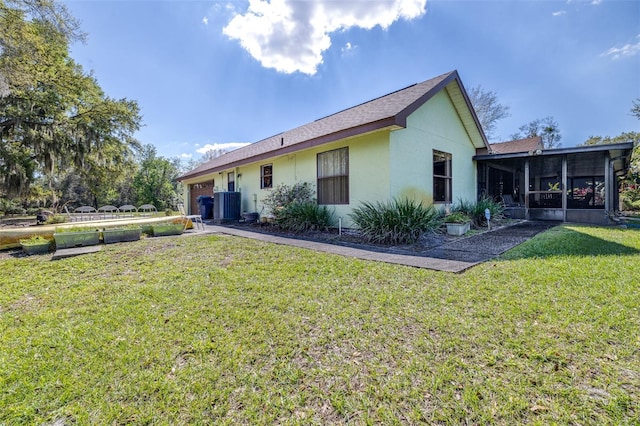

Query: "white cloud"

xmin=591 ymin=0 xmax=602 ymax=5
xmin=341 ymin=42 xmax=356 ymax=55
xmin=202 ymin=16 xmax=209 ymax=25
xmin=222 ymin=0 xmax=427 ymax=75
xmin=181 ymin=153 xmax=193 ymax=159
xmin=552 ymin=10 xmax=566 ymax=17
xmin=602 ymin=35 xmax=640 ymax=60
xmin=196 ymin=142 xmax=250 ymax=155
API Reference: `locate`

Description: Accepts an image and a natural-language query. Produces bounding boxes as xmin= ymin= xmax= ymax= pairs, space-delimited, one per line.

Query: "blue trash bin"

xmin=196 ymin=195 xmax=214 ymax=220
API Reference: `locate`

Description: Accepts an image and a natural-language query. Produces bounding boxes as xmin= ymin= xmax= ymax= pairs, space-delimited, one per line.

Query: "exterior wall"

xmin=183 ymin=132 xmax=391 ymax=227
xmin=389 ymin=90 xmax=478 ymax=208
xmin=181 ymin=89 xmax=480 ymax=226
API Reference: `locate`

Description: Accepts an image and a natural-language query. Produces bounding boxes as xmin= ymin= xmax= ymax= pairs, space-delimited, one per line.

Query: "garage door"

xmin=189 ymin=180 xmax=214 ymax=215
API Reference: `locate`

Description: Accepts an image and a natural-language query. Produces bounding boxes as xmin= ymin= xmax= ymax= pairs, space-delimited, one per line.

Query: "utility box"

xmin=213 ymin=192 xmax=241 ymax=223
xmin=196 ymin=195 xmax=214 ymax=219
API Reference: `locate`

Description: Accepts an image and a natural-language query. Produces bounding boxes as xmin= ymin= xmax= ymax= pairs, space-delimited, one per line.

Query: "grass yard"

xmin=0 ymin=225 xmax=638 ymax=424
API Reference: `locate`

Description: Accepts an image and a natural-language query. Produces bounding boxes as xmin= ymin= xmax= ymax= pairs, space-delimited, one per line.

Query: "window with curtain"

xmin=261 ymin=164 xmax=273 ymax=189
xmin=433 ymin=150 xmax=452 ymax=203
xmin=317 ymin=147 xmax=349 ymax=205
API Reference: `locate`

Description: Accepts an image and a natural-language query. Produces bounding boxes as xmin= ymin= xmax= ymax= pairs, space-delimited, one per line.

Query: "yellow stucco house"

xmin=178 ymin=70 xmax=489 ymax=226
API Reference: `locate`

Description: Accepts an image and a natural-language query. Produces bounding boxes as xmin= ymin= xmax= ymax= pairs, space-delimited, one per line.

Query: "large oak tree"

xmin=0 ymin=0 xmax=141 ymax=204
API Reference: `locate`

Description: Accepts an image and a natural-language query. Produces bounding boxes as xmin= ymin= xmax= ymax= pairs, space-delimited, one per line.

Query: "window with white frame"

xmin=261 ymin=164 xmax=273 ymax=189
xmin=317 ymin=147 xmax=349 ymax=205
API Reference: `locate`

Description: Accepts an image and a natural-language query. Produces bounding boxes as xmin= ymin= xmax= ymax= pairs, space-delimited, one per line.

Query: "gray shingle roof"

xmin=179 ymin=70 xmax=486 ymax=181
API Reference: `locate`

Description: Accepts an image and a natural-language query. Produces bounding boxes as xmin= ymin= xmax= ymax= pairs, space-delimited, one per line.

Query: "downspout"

xmin=186 ymin=184 xmax=191 ymax=215
xmin=524 ymin=159 xmax=530 ymax=220
xmin=604 ymin=153 xmax=611 ymax=220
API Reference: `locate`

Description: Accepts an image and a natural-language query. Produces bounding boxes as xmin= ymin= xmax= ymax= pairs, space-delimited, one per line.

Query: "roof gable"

xmin=179 ymin=70 xmax=489 ymax=181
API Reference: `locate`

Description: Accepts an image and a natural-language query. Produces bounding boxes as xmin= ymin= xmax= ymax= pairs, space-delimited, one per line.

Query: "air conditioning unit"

xmin=213 ymin=192 xmax=241 ymax=223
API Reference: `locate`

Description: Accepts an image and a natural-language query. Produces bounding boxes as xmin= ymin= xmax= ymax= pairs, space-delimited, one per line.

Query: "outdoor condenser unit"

xmin=213 ymin=191 xmax=241 ymax=223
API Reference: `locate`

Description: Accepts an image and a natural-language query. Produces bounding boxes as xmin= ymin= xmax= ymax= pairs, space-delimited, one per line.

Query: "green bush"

xmin=621 ymin=185 xmax=640 ymax=211
xmin=275 ymin=202 xmax=334 ymax=233
xmin=349 ymin=198 xmax=443 ymax=245
xmin=262 ymin=182 xmax=315 ymax=214
xmin=45 ymin=214 xmax=67 ymax=225
xmin=444 ymin=211 xmax=471 ymax=223
xmin=0 ymin=198 xmax=26 ymax=215
xmin=19 ymin=235 xmax=52 ymax=246
xmin=622 ymin=197 xmax=640 ymax=211
xmin=452 ymin=197 xmax=504 ymax=226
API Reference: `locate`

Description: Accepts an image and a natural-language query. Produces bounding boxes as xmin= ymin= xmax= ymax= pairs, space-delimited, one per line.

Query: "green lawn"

xmin=1 ymin=225 xmax=638 ymax=424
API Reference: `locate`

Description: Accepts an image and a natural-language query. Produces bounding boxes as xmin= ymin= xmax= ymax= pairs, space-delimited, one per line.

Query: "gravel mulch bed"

xmin=219 ymin=218 xmax=545 ymax=259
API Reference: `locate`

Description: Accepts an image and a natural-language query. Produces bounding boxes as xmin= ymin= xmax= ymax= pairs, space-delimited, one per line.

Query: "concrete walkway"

xmin=189 ymin=221 xmax=556 ymax=273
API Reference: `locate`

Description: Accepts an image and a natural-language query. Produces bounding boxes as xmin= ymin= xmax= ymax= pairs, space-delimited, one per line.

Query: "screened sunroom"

xmin=474 ymin=142 xmax=634 ymax=225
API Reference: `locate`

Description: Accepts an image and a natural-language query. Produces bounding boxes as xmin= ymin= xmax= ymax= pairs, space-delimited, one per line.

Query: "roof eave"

xmin=178 ymin=119 xmax=400 ymax=182
xmin=473 ymin=141 xmax=635 ymax=161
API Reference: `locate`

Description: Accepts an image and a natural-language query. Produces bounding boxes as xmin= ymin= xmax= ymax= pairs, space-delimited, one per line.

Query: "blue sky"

xmin=64 ymin=0 xmax=640 ymax=161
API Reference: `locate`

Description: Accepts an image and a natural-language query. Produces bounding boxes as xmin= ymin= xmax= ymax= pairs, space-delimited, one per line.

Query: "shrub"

xmin=0 ymin=198 xmax=26 ymax=215
xmin=621 ymin=185 xmax=640 ymax=211
xmin=275 ymin=202 xmax=335 ymax=233
xmin=444 ymin=211 xmax=471 ymax=223
xmin=45 ymin=214 xmax=67 ymax=225
xmin=19 ymin=235 xmax=52 ymax=246
xmin=349 ymin=198 xmax=443 ymax=245
xmin=452 ymin=197 xmax=504 ymax=226
xmin=262 ymin=182 xmax=315 ymax=214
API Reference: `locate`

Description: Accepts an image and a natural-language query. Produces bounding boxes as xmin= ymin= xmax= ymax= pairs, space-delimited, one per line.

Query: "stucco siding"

xmin=389 ymin=89 xmax=477 ymax=207
xmin=184 ymin=131 xmax=390 ymax=227
xmin=181 ymin=84 xmax=480 ymax=225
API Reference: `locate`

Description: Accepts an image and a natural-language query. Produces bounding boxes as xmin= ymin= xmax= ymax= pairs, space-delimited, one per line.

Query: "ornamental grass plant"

xmin=453 ymin=196 xmax=505 ymax=226
xmin=274 ymin=202 xmax=335 ymax=233
xmin=349 ymin=198 xmax=442 ymax=244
